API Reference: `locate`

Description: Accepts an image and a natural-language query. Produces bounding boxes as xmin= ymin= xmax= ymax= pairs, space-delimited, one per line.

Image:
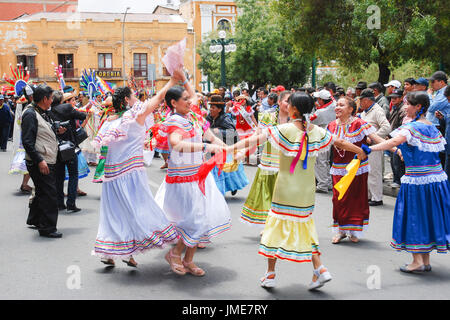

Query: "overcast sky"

xmin=78 ymin=0 xmax=180 ymax=13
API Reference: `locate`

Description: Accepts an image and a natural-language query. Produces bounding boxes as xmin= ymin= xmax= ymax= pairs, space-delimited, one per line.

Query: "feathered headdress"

xmin=2 ymin=63 xmax=31 ymax=96
xmin=79 ymin=69 xmax=100 ymax=100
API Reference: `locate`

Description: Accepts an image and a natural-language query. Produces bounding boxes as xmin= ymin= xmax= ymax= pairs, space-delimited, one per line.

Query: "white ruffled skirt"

xmin=155 ymin=174 xmax=232 ymax=247
xmin=94 ymin=169 xmax=179 ymax=259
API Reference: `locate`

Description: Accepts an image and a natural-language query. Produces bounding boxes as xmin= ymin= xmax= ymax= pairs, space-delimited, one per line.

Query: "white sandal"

xmin=260 ymin=272 xmax=276 ymax=288
xmin=308 ymin=265 xmax=332 ymax=291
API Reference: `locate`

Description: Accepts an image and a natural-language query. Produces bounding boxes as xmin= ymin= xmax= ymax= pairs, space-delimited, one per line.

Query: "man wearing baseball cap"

xmin=384 ymin=80 xmax=402 ymax=97
xmin=355 ymin=81 xmax=367 ymax=97
xmin=413 ymin=77 xmax=429 ymax=91
xmin=311 ymin=89 xmax=336 ymax=193
xmin=274 ymin=85 xmax=285 ymax=95
xmin=427 ymin=71 xmax=449 ymax=127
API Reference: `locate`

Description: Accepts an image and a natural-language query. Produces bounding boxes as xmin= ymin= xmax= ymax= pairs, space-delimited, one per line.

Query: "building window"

xmin=98 ymin=53 xmax=112 ymax=70
xmin=17 ymin=55 xmax=37 ymax=78
xmin=133 ymin=53 xmax=147 ymax=78
xmin=58 ymin=54 xmax=75 ymax=78
xmin=217 ymin=19 xmax=232 ymax=32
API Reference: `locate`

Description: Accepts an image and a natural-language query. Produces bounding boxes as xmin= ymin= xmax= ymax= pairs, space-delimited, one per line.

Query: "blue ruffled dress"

xmin=212 ymin=155 xmax=249 ymax=195
xmin=390 ymin=121 xmax=450 ymax=254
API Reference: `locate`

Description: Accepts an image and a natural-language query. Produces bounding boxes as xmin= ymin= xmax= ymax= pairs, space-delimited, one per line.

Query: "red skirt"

xmin=331 ymin=173 xmax=370 ymax=236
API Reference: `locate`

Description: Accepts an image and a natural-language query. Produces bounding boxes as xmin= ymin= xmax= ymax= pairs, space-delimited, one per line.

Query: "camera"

xmin=52 ymin=120 xmax=71 ymax=132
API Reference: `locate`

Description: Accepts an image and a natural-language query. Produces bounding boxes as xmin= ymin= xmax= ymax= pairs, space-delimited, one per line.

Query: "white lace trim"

xmin=401 ymin=173 xmax=448 ymax=185
xmin=330 ymin=164 xmax=370 ymax=176
xmin=391 ymin=128 xmax=446 ymax=153
xmin=335 ymin=125 xmax=377 ymax=144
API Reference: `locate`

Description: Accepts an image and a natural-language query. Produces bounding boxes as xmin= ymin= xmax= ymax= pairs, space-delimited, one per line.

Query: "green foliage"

xmin=197 ymin=0 xmax=312 ymax=90
xmin=316 ymin=59 xmax=435 ymax=90
xmin=273 ymin=0 xmax=446 ymax=83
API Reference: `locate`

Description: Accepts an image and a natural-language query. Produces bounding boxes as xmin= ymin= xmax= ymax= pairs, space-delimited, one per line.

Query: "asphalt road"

xmin=1 ymin=144 xmax=449 ymax=300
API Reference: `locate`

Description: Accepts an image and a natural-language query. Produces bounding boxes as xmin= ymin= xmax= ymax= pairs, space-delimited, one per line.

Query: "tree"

xmin=197 ymin=0 xmax=311 ymax=91
xmin=273 ymin=0 xmax=444 ymax=84
xmin=232 ymin=0 xmax=311 ymax=90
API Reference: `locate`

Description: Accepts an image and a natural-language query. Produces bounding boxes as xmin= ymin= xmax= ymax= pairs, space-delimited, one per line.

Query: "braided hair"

xmin=288 ymin=92 xmax=315 ymax=129
xmin=112 ymin=86 xmax=132 ymax=113
xmin=406 ymin=91 xmax=430 ymax=122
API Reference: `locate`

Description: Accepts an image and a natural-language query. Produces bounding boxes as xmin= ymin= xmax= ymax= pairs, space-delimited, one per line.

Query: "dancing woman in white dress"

xmin=93 ymin=70 xmax=184 ymax=267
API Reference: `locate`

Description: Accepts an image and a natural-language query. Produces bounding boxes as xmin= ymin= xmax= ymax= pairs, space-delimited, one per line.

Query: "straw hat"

xmin=62 ymin=90 xmax=78 ymax=103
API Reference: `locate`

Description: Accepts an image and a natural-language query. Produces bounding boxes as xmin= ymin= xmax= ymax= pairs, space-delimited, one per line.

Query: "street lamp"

xmin=209 ymin=31 xmax=236 ymax=87
xmin=122 ymin=6 xmax=131 ymax=86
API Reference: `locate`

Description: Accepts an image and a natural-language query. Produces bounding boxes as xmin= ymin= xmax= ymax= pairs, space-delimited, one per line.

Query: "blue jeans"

xmin=56 ymin=154 xmax=78 ymax=207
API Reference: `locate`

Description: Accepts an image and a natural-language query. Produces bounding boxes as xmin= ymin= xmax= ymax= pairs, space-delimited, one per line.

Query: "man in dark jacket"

xmin=22 ymin=85 xmax=63 ymax=238
xmin=50 ymin=90 xmax=87 ymax=213
xmin=206 ymin=95 xmax=238 ymax=146
xmin=0 ymin=94 xmax=14 ymax=151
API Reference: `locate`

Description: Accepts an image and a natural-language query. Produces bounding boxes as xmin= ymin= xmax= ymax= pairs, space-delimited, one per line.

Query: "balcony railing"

xmin=62 ymin=68 xmax=78 ymax=79
xmin=132 ymin=68 xmax=148 ymax=78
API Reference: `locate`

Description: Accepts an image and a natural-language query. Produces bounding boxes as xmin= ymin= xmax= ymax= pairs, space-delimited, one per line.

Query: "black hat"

xmin=360 ymin=88 xmax=375 ymax=99
xmin=388 ymin=88 xmax=404 ymax=98
xmin=209 ymin=95 xmax=225 ymax=109
xmin=429 ymin=71 xmax=448 ymax=83
xmin=355 ymin=81 xmax=367 ymax=90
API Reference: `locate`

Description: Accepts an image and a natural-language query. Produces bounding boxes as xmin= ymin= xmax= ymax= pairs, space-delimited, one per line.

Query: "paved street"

xmin=1 ymin=144 xmax=449 ymax=300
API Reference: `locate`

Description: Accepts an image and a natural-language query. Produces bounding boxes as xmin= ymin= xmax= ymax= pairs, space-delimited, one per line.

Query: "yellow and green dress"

xmin=240 ymin=110 xmax=280 ymax=226
xmin=258 ymin=122 xmax=334 ymax=263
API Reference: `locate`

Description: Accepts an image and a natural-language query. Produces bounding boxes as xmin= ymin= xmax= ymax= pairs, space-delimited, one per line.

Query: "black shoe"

xmin=39 ymin=231 xmax=63 ymax=238
xmin=67 ymin=206 xmax=81 ymax=213
xmin=58 ymin=204 xmax=67 ymax=211
xmin=231 ymin=190 xmax=237 ymax=196
xmin=369 ymin=200 xmax=383 ymax=206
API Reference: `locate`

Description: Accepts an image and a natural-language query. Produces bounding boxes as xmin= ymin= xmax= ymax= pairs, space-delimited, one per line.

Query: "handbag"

xmin=75 ymin=127 xmax=88 ymax=145
xmin=58 ymin=140 xmax=76 ymax=162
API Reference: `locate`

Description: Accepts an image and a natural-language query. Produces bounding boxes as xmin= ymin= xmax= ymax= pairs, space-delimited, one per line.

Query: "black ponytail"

xmin=112 ymin=86 xmax=132 ymax=113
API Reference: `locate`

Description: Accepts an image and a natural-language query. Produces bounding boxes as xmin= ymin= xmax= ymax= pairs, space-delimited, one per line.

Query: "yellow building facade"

xmin=0 ymin=11 xmax=195 ymax=93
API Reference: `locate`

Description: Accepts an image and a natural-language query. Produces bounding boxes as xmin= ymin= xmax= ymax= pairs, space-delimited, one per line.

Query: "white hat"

xmin=313 ymin=89 xmax=332 ymax=100
xmin=384 ymin=80 xmax=401 ymax=88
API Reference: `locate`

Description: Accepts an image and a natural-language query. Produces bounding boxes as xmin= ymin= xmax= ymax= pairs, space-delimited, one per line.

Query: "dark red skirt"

xmin=332 ymin=173 xmax=370 ymax=234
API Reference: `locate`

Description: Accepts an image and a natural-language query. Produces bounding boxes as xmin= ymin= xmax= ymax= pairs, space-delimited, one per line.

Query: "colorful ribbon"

xmin=290 ymin=132 xmax=308 ymax=174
